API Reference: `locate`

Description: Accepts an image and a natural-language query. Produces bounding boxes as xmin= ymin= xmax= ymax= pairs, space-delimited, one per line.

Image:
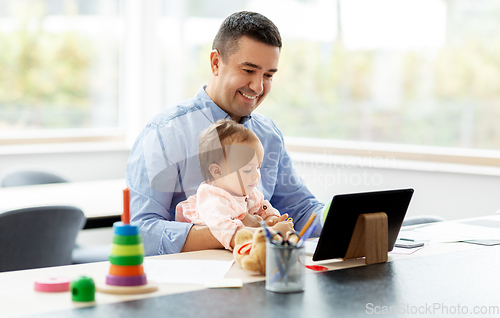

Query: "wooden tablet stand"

xmin=343 ymin=212 xmax=388 ymax=265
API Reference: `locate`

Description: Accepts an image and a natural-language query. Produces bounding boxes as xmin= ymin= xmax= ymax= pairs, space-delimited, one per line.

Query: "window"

xmin=2 ymin=0 xmax=499 ymax=166
xmin=158 ymin=0 xmax=500 ymax=165
xmin=0 ymin=0 xmax=123 ymax=140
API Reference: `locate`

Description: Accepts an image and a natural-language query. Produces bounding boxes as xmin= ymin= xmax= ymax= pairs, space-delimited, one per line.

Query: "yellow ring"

xmin=110 ymin=243 xmax=145 ymax=256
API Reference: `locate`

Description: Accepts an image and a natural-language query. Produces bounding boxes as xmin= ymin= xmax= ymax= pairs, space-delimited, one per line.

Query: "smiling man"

xmin=126 ymin=11 xmax=324 ymax=255
xmin=206 ymin=35 xmax=279 ymax=122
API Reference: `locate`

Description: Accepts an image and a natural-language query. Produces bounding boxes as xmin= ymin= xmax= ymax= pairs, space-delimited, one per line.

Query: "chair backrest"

xmin=0 ymin=206 xmax=86 ymax=272
xmin=0 ymin=170 xmax=68 ymax=187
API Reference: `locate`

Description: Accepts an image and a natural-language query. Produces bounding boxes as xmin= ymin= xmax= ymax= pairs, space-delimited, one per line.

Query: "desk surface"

xmin=0 ymin=234 xmax=493 ymax=318
xmin=0 ymin=179 xmax=125 ymax=220
xmin=38 ymin=245 xmax=500 ymax=318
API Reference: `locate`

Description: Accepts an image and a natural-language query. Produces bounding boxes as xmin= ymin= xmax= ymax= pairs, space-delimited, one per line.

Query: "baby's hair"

xmin=198 ymin=119 xmax=259 ymax=182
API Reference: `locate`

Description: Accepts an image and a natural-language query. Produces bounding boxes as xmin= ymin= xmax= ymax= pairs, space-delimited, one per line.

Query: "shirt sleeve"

xmin=258 ymin=121 xmax=325 ymax=237
xmin=126 ymin=125 xmax=193 ymax=256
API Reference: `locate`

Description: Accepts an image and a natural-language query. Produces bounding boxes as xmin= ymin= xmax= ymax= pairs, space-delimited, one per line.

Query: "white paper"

xmin=389 ymin=245 xmax=425 ymax=255
xmin=398 ymin=227 xmax=463 ymax=243
xmin=143 ymin=259 xmax=234 ymax=285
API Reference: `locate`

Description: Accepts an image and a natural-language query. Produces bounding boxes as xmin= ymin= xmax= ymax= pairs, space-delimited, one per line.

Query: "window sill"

xmin=0 ymin=141 xmax=131 ymax=156
xmin=0 ymin=128 xmax=126 ymax=146
xmin=286 ymin=137 xmax=500 ymax=177
xmin=2 ymin=135 xmax=499 ymax=177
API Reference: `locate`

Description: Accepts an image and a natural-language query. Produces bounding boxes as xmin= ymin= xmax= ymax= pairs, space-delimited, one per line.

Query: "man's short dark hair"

xmin=212 ymin=11 xmax=282 ymax=62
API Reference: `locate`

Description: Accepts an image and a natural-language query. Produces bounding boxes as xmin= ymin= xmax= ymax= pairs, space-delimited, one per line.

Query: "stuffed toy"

xmin=233 ymin=228 xmax=267 ymax=275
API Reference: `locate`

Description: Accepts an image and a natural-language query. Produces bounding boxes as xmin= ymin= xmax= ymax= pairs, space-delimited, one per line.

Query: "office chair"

xmin=402 ymin=215 xmax=446 ymax=226
xmin=0 ymin=169 xmax=112 ymax=264
xmin=0 ymin=206 xmax=86 ymax=272
xmin=0 ymin=169 xmax=68 ymax=187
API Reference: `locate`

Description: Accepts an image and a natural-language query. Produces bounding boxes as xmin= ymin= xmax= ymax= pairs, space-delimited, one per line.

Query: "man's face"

xmin=207 ymin=36 xmax=280 ymax=122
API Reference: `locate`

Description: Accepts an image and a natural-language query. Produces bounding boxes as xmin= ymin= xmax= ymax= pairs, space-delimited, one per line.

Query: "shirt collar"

xmin=197 ymin=86 xmax=252 ymax=125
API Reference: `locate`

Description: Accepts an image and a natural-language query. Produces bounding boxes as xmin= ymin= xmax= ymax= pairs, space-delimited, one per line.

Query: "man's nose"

xmin=248 ymin=75 xmax=264 ymax=96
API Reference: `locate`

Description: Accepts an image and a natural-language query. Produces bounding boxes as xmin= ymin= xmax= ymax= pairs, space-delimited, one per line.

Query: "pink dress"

xmin=175 ymin=182 xmax=280 ymax=250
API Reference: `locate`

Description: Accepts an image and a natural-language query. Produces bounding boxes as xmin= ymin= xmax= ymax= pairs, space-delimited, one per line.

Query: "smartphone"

xmin=395 ymin=240 xmax=425 ymax=248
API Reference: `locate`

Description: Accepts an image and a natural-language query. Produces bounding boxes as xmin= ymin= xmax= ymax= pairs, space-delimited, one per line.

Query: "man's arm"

xmin=181 ymin=225 xmax=224 ymax=252
xmin=127 ymin=126 xmax=199 ymax=255
xmin=269 ymin=146 xmax=324 ymax=236
xmin=258 ymin=126 xmax=324 ymax=236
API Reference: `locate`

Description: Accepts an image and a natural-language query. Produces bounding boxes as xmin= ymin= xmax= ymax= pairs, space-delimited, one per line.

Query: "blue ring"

xmin=113 ymin=222 xmax=139 ymax=236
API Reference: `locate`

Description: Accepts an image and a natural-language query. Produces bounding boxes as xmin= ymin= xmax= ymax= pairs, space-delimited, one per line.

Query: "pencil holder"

xmin=265 ymin=242 xmax=305 ymax=293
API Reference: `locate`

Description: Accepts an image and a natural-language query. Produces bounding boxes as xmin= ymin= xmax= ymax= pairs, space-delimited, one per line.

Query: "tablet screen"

xmin=312 ymin=188 xmax=414 ymax=261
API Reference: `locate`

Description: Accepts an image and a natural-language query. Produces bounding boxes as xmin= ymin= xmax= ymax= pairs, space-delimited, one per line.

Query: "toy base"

xmin=96 ymin=281 xmax=158 ymax=295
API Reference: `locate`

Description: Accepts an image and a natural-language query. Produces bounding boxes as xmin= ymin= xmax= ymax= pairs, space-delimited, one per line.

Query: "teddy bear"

xmin=233 ymin=228 xmax=267 ymax=275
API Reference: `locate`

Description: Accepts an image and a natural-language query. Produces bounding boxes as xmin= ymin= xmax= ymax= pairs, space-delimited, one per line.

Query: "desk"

xmin=49 ymin=246 xmax=500 ymax=318
xmin=0 ymin=228 xmax=497 ymax=318
xmin=0 ymin=179 xmax=125 ymax=228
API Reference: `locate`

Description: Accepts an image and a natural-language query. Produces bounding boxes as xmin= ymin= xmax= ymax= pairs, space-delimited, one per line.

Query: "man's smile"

xmin=239 ymin=91 xmax=259 ymax=100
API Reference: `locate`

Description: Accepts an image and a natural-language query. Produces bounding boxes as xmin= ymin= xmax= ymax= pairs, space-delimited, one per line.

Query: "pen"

xmin=297 ymin=224 xmax=317 ymax=248
xmin=280 ymin=227 xmax=316 ymax=283
xmin=298 ymin=213 xmax=316 ymax=238
xmin=398 ymin=238 xmax=414 ymax=242
xmin=259 ymin=221 xmax=273 ymax=244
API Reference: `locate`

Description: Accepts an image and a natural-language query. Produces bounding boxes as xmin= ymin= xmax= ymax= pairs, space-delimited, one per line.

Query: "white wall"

xmin=1 ymin=147 xmax=498 ymax=221
xmin=0 ymin=144 xmax=130 ymax=182
xmin=293 ymin=157 xmax=500 ymax=220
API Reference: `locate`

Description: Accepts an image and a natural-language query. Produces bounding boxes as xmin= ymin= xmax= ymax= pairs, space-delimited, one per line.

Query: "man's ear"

xmin=209 ymin=163 xmax=223 ymax=179
xmin=210 ymin=50 xmax=220 ymax=76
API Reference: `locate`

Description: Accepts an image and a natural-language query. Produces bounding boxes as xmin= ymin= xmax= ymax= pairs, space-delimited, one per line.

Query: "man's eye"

xmin=244 ymin=69 xmax=254 ymax=74
xmin=265 ymin=74 xmax=273 ymax=79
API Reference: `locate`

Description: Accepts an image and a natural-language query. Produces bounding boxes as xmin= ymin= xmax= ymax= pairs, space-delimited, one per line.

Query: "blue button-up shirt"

xmin=126 ymin=86 xmax=324 ymax=255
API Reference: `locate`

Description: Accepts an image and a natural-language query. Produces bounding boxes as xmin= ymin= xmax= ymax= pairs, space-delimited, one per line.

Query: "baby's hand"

xmin=266 ymin=213 xmax=290 ymax=226
xmin=241 ymin=213 xmax=263 ymax=227
xmin=271 ymin=221 xmax=293 ymax=236
xmin=265 ymin=216 xmax=279 ymax=226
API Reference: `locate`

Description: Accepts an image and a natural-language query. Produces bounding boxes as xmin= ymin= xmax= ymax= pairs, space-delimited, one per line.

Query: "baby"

xmin=176 ymin=119 xmax=292 ymax=250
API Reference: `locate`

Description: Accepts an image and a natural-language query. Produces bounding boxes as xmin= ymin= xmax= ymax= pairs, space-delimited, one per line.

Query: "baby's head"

xmin=198 ymin=119 xmax=264 ymax=196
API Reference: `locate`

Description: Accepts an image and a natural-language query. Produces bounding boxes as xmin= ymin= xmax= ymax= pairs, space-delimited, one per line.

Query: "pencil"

xmin=298 ymin=213 xmax=316 ymax=238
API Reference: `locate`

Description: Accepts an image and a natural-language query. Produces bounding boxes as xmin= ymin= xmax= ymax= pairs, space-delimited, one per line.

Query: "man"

xmin=126 ymin=11 xmax=324 ymax=255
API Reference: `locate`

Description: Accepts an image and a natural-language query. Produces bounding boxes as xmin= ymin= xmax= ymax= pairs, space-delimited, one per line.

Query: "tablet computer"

xmin=312 ymin=188 xmax=414 ymax=262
